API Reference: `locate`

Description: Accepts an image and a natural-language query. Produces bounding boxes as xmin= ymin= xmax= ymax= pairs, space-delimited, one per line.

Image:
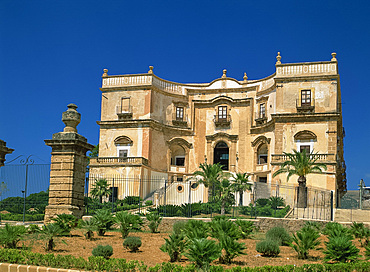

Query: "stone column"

xmin=0 ymin=140 xmax=14 ymax=167
xmin=44 ymin=104 xmax=94 ymax=223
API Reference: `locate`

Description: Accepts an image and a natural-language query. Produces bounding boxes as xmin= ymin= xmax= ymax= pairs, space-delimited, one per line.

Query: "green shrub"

xmin=52 ymin=214 xmax=77 ymax=236
xmin=256 ymin=239 xmax=280 ymax=257
xmin=172 ymin=221 xmax=187 ymax=235
xmin=93 ymin=209 xmax=114 ymax=236
xmin=291 ymin=226 xmax=321 ymax=259
xmin=92 ymin=245 xmax=113 ymax=259
xmin=40 ymin=223 xmax=63 ymax=251
xmin=235 ymin=220 xmax=255 ymax=239
xmin=323 ymin=235 xmax=360 ymax=263
xmin=256 ymin=198 xmax=269 ymax=206
xmin=122 ymin=196 xmax=142 ymax=205
xmin=0 ymin=213 xmax=44 ymax=221
xmin=146 ymin=212 xmax=162 ymax=233
xmin=145 ymin=200 xmax=153 ymax=206
xmin=269 ymin=196 xmax=285 ymax=209
xmin=123 ymin=236 xmax=142 ymax=252
xmin=184 ymin=238 xmax=221 ymax=271
xmin=26 ymin=224 xmax=41 ymax=234
xmin=184 ymin=220 xmax=209 ymax=240
xmin=0 ymin=223 xmax=26 ymax=248
xmin=265 ymin=226 xmax=292 ymax=246
xmin=160 ymin=232 xmax=186 ymax=262
xmin=304 ymin=221 xmax=322 ymax=232
xmin=114 ymin=211 xmax=143 ymax=238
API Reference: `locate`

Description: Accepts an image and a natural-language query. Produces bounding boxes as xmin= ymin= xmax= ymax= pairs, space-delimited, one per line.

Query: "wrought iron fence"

xmin=85 ymin=174 xmax=334 ymax=220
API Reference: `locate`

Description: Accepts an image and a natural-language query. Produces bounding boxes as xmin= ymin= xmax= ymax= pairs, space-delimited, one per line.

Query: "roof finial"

xmin=148 ymin=66 xmax=154 ymax=74
xmin=276 ymin=52 xmax=282 ymax=65
xmin=102 ymin=69 xmax=108 ymax=77
xmin=331 ymin=52 xmax=337 ymax=62
xmin=243 ymin=72 xmax=248 ymax=83
xmin=222 ymin=69 xmax=227 ymax=78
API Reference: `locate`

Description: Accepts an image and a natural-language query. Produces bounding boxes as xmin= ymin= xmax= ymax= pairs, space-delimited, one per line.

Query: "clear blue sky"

xmin=1 ymin=1 xmax=369 ymax=190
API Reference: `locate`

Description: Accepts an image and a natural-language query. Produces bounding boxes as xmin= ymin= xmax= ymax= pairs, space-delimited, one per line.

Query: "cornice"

xmin=193 ymin=96 xmax=252 ymax=106
xmin=97 ymin=119 xmax=194 ymax=135
xmin=272 ymin=112 xmax=341 ymax=122
xmin=275 ymin=74 xmax=339 ymax=83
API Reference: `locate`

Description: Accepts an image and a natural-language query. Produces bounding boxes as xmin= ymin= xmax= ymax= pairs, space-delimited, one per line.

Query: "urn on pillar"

xmin=0 ymin=140 xmax=14 ymax=167
xmin=44 ymin=104 xmax=94 ymax=223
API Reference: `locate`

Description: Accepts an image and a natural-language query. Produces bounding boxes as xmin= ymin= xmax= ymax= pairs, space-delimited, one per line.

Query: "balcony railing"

xmin=271 ymin=153 xmax=335 ymax=164
xmin=214 ymin=115 xmax=231 ymax=127
xmin=90 ymin=157 xmax=148 ymax=166
xmin=255 ymin=111 xmax=268 ymax=124
xmin=172 ymin=114 xmax=188 ymax=127
xmin=116 ymin=106 xmax=133 ymax=120
xmin=296 ymin=98 xmax=315 ymax=113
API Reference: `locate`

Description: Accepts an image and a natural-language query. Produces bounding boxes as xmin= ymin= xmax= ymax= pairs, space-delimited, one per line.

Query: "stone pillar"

xmin=44 ymin=104 xmax=94 ymax=223
xmin=0 ymin=140 xmax=14 ymax=167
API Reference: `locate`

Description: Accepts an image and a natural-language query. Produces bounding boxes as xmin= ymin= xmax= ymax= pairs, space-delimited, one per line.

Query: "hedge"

xmin=0 ymin=249 xmax=369 ymax=271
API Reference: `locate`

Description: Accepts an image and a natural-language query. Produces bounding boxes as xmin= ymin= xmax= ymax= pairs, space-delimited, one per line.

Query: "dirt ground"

xmin=21 ymin=230 xmax=368 ymax=269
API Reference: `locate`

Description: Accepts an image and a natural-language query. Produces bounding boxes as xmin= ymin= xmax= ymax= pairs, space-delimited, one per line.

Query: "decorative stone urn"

xmin=62 ymin=103 xmax=81 ymax=133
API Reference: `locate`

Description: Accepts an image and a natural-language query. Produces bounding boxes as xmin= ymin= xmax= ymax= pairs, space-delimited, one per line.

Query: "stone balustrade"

xmin=276 ymin=61 xmax=337 ymax=77
xmin=271 ymin=153 xmax=336 ymax=164
xmin=102 ymin=74 xmax=185 ymax=95
xmin=90 ymin=157 xmax=149 ymax=166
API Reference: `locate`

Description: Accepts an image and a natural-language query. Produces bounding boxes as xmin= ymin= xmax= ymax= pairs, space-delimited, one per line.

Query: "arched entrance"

xmin=214 ymin=141 xmax=229 ymax=170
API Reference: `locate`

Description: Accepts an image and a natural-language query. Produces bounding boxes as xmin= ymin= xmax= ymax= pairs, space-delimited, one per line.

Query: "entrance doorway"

xmin=214 ymin=141 xmax=229 ymax=170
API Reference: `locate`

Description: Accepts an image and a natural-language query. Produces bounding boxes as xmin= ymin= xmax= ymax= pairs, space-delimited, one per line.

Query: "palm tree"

xmin=193 ymin=163 xmax=224 ymax=202
xmin=216 ymin=178 xmax=235 ymax=215
xmin=90 ymin=178 xmax=111 ymax=203
xmin=272 ymin=149 xmax=327 ymax=208
xmin=231 ymin=173 xmax=252 ymax=206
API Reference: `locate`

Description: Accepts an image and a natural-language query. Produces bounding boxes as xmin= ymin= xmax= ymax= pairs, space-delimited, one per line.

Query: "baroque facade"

xmin=89 ymin=52 xmax=346 ymax=206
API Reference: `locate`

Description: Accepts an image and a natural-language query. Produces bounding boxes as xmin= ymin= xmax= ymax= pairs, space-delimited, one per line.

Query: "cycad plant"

xmin=323 ymin=235 xmax=360 ymax=263
xmin=146 ymin=212 xmax=162 ymax=233
xmin=0 ymin=223 xmax=26 ymax=249
xmin=114 ymin=211 xmax=143 ymax=238
xmin=40 ymin=223 xmax=63 ymax=251
xmin=235 ymin=220 xmax=255 ymax=239
xmin=93 ymin=209 xmax=114 ymax=236
xmin=184 ymin=238 xmax=221 ymax=271
xmin=272 ymin=149 xmax=327 ymax=208
xmin=183 ymin=220 xmax=209 ymax=240
xmin=52 ymin=214 xmax=77 ymax=236
xmin=160 ymin=232 xmax=186 ymax=262
xmin=291 ymin=226 xmax=321 ymax=259
xmin=350 ymin=222 xmax=370 ymax=247
xmin=78 ymin=219 xmax=96 ymax=240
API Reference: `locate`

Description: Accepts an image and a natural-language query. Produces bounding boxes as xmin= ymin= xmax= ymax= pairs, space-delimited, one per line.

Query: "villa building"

xmin=89 ymin=52 xmax=346 ymax=207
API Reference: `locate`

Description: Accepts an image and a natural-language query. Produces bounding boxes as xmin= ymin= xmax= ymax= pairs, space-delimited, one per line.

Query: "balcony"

xmin=90 ymin=157 xmax=148 ymax=166
xmin=172 ymin=114 xmax=188 ymax=127
xmin=169 ymin=165 xmax=186 ymax=173
xmin=214 ymin=115 xmax=231 ymax=127
xmin=255 ymin=111 xmax=267 ymax=125
xmin=271 ymin=153 xmax=335 ymax=164
xmin=116 ymin=106 xmax=133 ymax=120
xmin=296 ymin=98 xmax=315 ymax=113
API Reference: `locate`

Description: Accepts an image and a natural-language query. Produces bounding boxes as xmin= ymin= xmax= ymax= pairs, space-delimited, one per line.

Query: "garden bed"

xmin=19 ymin=230 xmax=368 ymax=269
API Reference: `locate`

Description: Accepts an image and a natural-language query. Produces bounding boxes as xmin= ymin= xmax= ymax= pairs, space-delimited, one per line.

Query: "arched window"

xmin=170 ymin=145 xmax=185 ymax=166
xmin=114 ymin=136 xmax=133 ymax=158
xmin=257 ymin=144 xmax=268 ymax=164
xmin=294 ymin=131 xmax=317 ymax=154
xmin=214 ymin=141 xmax=229 ymax=170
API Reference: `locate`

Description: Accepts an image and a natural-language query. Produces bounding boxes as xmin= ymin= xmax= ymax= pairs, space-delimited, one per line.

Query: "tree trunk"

xmin=297 ymin=176 xmax=307 ymax=208
xmin=221 ymin=201 xmax=225 ymax=215
xmin=239 ymin=191 xmax=243 ymax=206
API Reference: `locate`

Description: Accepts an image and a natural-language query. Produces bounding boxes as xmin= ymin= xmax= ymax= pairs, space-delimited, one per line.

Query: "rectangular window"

xmin=259 ymin=177 xmax=267 ymax=183
xmin=258 ymin=154 xmax=268 ymax=164
xmin=301 ymin=90 xmax=311 ymax=106
xmin=121 ymin=97 xmax=131 ymax=112
xmin=260 ymin=103 xmax=266 ymax=118
xmin=176 ymin=107 xmax=184 ymax=121
xmin=119 ymin=150 xmax=128 ymax=158
xmin=300 ymin=145 xmax=311 ymax=154
xmin=218 ymin=106 xmax=227 ymax=119
xmin=175 ymin=156 xmax=185 ymax=166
